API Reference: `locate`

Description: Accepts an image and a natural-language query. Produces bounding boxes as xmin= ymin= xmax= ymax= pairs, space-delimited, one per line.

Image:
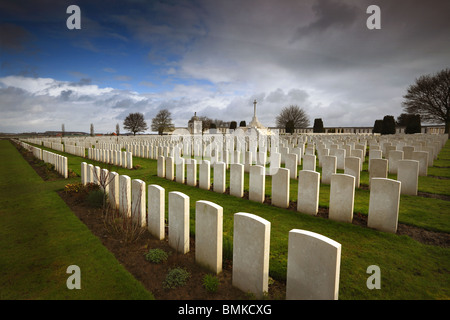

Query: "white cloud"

xmin=0 ymin=76 xmax=147 ymax=133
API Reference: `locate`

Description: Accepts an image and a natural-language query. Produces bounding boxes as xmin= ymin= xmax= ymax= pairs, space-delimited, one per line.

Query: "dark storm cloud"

xmin=59 ymin=89 xmax=72 ymax=101
xmin=292 ymin=0 xmax=359 ymax=41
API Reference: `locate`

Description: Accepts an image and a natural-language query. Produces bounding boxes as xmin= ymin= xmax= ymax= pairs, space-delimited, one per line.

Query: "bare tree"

xmin=402 ymin=68 xmax=450 ymax=134
xmin=211 ymin=118 xmax=229 ymax=128
xmin=92 ymin=167 xmax=114 ymax=215
xmin=94 ymin=167 xmax=145 ymax=243
xmin=124 ymin=112 xmax=148 ymax=135
xmin=116 ymin=123 xmax=120 ymax=136
xmin=151 ymin=109 xmax=174 ymax=135
xmin=276 ymin=105 xmax=310 ymax=130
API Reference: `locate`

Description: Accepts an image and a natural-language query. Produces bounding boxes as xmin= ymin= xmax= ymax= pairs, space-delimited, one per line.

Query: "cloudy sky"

xmin=1 ymin=0 xmax=449 ymax=133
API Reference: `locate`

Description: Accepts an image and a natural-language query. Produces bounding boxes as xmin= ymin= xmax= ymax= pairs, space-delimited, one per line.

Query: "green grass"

xmin=23 ymin=138 xmax=450 ymax=299
xmin=0 ymin=140 xmax=154 ymax=300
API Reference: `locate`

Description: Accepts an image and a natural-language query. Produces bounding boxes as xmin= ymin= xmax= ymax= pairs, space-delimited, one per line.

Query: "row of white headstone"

xmin=63 ymin=143 xmax=85 ymax=157
xmin=22 ymin=132 xmax=447 ymax=158
xmin=157 ymin=155 xmax=403 ymax=234
xmin=22 ymin=133 xmax=446 ymax=176
xmin=86 ymin=147 xmax=133 ymax=169
xmin=21 ymin=136 xmax=424 ymax=199
xmin=23 ymin=138 xmax=85 ymax=157
xmin=80 ymin=161 xmax=342 ymax=300
xmin=15 ymin=140 xmax=68 ymax=178
xmin=272 ymin=138 xmax=431 ymax=197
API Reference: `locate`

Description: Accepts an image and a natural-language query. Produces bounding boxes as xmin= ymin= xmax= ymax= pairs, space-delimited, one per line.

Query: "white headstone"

xmin=297 ymin=170 xmax=320 ymax=216
xmin=271 ymin=167 xmax=290 ymax=208
xmin=213 ymin=162 xmax=226 ymax=193
xmin=321 ymin=155 xmax=337 ymax=184
xmin=388 ymin=150 xmax=404 ymax=174
xmin=411 ymin=151 xmax=428 ymax=176
xmin=108 ymin=171 xmax=119 ymax=210
xmin=397 ymin=160 xmax=419 ymax=195
xmin=119 ymin=175 xmax=131 ymax=217
xmin=269 ymin=152 xmax=281 ymax=175
xmin=199 ymin=160 xmax=211 ymax=190
xmin=368 ymin=149 xmax=382 ymax=171
xmin=131 ymin=179 xmax=146 ymax=227
xmin=165 ymin=156 xmax=174 ymax=180
xmin=402 ymin=146 xmax=415 ymax=160
xmin=126 ymin=151 xmax=133 ymax=169
xmin=368 ymin=178 xmax=401 ymax=233
xmin=249 ymin=165 xmax=265 ymax=203
xmin=148 ymin=184 xmax=165 ymax=240
xmin=244 ymin=151 xmax=253 ymax=173
xmin=230 ymin=163 xmax=244 ymax=198
xmin=186 ymin=158 xmax=197 ymax=186
xmin=81 ymin=162 xmax=87 ymax=185
xmin=175 ymin=157 xmax=185 ymax=183
xmin=232 ymin=213 xmax=270 ymax=299
xmin=369 ymin=158 xmax=388 ymax=188
xmin=286 ymin=229 xmax=341 ymax=300
xmin=329 ymin=174 xmax=355 ymax=223
xmin=195 ymin=201 xmax=223 ymax=274
xmin=285 ymin=153 xmax=298 ymax=179
xmin=168 ymin=191 xmax=190 ymax=254
xmin=302 ymin=154 xmax=316 ymax=171
xmin=344 ymin=156 xmax=361 ymax=188
xmin=157 ymin=155 xmax=165 ymax=178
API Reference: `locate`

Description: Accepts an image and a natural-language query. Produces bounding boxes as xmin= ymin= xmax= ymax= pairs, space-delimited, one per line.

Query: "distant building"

xmin=269 ymin=124 xmax=446 ymax=135
xmin=187 ymin=112 xmax=203 ymax=134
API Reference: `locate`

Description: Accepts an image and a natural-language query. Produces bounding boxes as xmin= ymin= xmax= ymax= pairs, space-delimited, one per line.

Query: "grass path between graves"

xmin=0 ymin=140 xmax=154 ymax=299
xmin=22 ymin=138 xmax=450 ymax=299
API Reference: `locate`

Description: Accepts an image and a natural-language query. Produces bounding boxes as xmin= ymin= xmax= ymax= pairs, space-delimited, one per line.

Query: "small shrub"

xmin=145 ymin=248 xmax=169 ymax=264
xmin=64 ymin=182 xmax=84 ymax=194
xmin=103 ymin=207 xmax=146 ymax=243
xmin=86 ymin=189 xmax=104 ymax=208
xmin=202 ymin=274 xmax=219 ymax=293
xmin=163 ymin=267 xmax=190 ymax=289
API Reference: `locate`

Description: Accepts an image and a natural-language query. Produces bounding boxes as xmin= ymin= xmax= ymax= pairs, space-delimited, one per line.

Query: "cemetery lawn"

xmin=0 ymin=140 xmax=154 ymax=300
xmin=26 ymin=139 xmax=450 ymax=300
